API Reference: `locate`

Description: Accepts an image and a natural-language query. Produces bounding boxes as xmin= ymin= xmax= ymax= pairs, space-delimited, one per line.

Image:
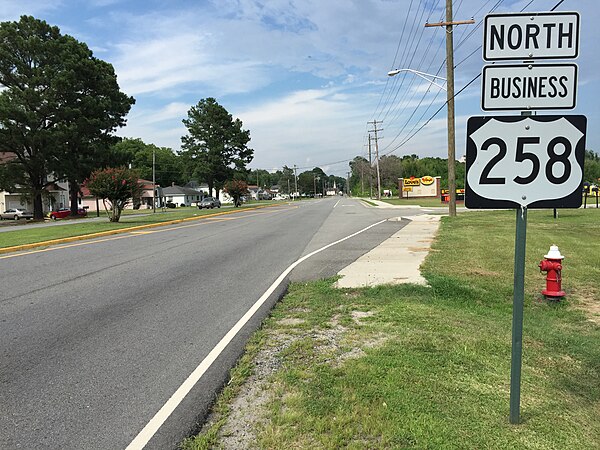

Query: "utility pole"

xmin=346 ymin=172 xmax=351 ymax=196
xmin=293 ymin=165 xmax=298 ymax=200
xmin=367 ymin=120 xmax=383 ymax=200
xmin=152 ymin=147 xmax=156 ymax=213
xmin=367 ymin=134 xmax=373 ymax=199
xmin=425 ymin=1 xmax=474 ymax=217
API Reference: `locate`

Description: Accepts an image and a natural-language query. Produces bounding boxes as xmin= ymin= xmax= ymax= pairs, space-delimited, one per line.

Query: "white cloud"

xmin=0 ymin=0 xmax=64 ymax=21
xmin=238 ymin=86 xmax=372 ymax=174
xmin=5 ymin=0 xmax=599 ymax=173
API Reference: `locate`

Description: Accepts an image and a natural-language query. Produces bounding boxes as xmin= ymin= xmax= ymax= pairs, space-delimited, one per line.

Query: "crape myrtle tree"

xmin=85 ymin=167 xmax=141 ymax=222
xmin=180 ymin=98 xmax=253 ymax=198
xmin=223 ymin=179 xmax=249 ymax=207
xmin=0 ymin=16 xmax=134 ymax=220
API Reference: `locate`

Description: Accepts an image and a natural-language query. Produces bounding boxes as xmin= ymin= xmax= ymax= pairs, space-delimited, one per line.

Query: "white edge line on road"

xmin=333 ymin=199 xmax=341 ymax=208
xmin=125 ymin=218 xmax=388 ymax=450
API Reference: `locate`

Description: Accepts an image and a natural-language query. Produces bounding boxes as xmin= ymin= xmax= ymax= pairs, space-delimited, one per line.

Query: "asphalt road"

xmin=0 ymin=198 xmax=421 ymax=449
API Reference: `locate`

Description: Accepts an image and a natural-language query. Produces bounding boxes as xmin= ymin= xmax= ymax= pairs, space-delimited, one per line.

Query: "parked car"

xmin=0 ymin=208 xmax=33 ymax=220
xmin=197 ymin=197 xmax=221 ymax=209
xmin=48 ymin=207 xmax=87 ymax=220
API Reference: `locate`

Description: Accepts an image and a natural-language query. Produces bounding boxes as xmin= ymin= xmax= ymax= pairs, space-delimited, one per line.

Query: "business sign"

xmin=420 ymin=176 xmax=435 ymax=185
xmin=403 ymin=178 xmax=420 ymax=187
xmin=402 ymin=186 xmax=413 ymax=192
xmin=483 ymin=12 xmax=580 ymax=61
xmin=465 ymin=115 xmax=586 ymax=209
xmin=482 ymin=63 xmax=577 ymax=111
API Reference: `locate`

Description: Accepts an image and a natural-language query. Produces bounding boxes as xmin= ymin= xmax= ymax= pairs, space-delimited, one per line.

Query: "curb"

xmin=0 ymin=203 xmax=281 ymax=255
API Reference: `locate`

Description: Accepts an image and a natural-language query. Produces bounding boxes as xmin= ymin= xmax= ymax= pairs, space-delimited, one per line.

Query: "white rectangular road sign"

xmin=484 ymin=12 xmax=580 ymax=61
xmin=481 ymin=63 xmax=577 ymax=111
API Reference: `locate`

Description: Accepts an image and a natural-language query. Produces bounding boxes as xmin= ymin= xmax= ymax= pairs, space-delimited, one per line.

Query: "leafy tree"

xmin=85 ymin=167 xmax=141 ymax=222
xmin=348 ymin=154 xmax=467 ymax=196
xmin=379 ymin=155 xmax=403 ymax=192
xmin=248 ymin=168 xmax=274 ymax=188
xmin=0 ymin=16 xmax=134 ymax=219
xmin=224 ymin=179 xmax=249 ymax=207
xmin=53 ymin=41 xmax=134 ymax=217
xmin=181 ymin=98 xmax=253 ymax=198
xmin=277 ymin=166 xmax=295 ymax=194
xmin=113 ymin=138 xmax=184 ymax=187
xmin=350 ymin=156 xmax=372 ymax=196
xmin=584 ymin=149 xmax=600 ymax=183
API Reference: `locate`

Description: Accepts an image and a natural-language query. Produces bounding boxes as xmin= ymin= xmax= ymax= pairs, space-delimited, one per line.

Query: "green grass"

xmin=182 ymin=208 xmax=600 ymax=450
xmin=381 ymin=197 xmax=455 ymax=207
xmin=0 ymin=204 xmax=266 ymax=249
xmin=361 ymin=199 xmax=378 ymax=207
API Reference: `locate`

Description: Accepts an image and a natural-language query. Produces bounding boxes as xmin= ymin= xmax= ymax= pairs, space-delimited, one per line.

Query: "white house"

xmin=162 ymin=184 xmax=204 ymax=207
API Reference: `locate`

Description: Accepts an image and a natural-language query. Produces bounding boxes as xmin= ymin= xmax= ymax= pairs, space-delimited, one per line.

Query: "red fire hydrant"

xmin=539 ymin=245 xmax=565 ymax=299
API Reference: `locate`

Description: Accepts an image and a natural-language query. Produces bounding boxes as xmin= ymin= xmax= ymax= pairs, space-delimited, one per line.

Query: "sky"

xmin=1 ymin=0 xmax=598 ymax=176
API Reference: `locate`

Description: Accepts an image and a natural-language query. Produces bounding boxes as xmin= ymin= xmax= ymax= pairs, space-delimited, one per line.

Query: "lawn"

xmin=183 ymin=208 xmax=600 ymax=450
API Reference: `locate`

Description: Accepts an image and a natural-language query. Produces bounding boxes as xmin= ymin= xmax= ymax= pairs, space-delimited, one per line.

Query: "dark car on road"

xmin=48 ymin=207 xmax=87 ymax=220
xmin=197 ymin=197 xmax=221 ymax=209
xmin=0 ymin=208 xmax=33 ymax=220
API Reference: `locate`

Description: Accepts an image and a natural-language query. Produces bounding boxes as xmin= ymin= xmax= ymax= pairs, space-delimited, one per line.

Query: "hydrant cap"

xmin=544 ymin=245 xmax=564 ymax=260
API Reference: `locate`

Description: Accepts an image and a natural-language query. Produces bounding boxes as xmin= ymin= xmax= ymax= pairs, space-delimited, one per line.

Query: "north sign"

xmin=465 ymin=115 xmax=586 ymax=209
xmin=483 ymin=12 xmax=580 ymax=61
xmin=481 ymin=63 xmax=577 ymax=111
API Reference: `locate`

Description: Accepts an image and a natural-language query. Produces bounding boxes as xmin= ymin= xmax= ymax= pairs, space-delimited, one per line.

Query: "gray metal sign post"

xmin=510 ymin=202 xmax=527 ymax=423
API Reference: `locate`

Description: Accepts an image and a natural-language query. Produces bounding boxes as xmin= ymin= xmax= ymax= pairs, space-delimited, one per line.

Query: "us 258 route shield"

xmin=465 ymin=115 xmax=586 ymax=209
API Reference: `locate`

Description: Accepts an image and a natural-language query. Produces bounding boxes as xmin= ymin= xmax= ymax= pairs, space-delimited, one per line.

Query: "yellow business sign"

xmin=421 ymin=176 xmax=434 ymax=186
xmin=403 ymin=178 xmax=420 ymax=187
xmin=402 ymin=186 xmax=413 ymax=192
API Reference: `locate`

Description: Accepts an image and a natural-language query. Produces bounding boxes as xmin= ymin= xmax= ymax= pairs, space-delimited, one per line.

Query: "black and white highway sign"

xmin=483 ymin=12 xmax=580 ymax=61
xmin=465 ymin=115 xmax=586 ymax=209
xmin=481 ymin=63 xmax=577 ymax=111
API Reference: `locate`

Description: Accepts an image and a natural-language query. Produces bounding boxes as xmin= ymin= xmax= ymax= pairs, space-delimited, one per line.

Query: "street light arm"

xmin=387 ymin=68 xmax=447 ymax=91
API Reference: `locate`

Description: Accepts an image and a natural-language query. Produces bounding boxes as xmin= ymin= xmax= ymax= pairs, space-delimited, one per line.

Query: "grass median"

xmin=381 ymin=197 xmax=453 ymax=207
xmin=0 ymin=204 xmax=269 ymax=250
xmin=183 ymin=208 xmax=600 ymax=449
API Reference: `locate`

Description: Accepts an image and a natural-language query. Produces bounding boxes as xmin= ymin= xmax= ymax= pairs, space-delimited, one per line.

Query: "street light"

xmin=387 ymin=68 xmax=447 ymax=91
xmin=388 ymin=67 xmax=455 ymax=217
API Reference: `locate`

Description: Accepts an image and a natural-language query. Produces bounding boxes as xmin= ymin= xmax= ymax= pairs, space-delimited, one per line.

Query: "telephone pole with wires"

xmin=367 ymin=134 xmax=373 ymax=199
xmin=425 ymin=0 xmax=474 ymax=217
xmin=367 ymin=120 xmax=383 ymax=200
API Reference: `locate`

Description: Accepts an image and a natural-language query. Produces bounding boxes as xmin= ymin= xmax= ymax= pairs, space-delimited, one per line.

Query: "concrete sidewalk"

xmin=336 ymin=214 xmax=441 ymax=288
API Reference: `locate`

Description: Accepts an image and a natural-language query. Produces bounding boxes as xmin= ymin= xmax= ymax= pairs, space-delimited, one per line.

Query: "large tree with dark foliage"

xmin=114 ymin=138 xmax=184 ymax=188
xmin=181 ymin=98 xmax=253 ymax=198
xmin=0 ymin=16 xmax=134 ymax=219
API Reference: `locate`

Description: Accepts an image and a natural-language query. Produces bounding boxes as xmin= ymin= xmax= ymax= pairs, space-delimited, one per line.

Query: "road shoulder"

xmin=335 ymin=214 xmax=441 ymax=288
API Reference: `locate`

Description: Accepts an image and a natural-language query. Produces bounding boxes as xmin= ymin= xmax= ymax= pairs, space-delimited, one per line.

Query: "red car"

xmin=48 ymin=207 xmax=87 ymax=220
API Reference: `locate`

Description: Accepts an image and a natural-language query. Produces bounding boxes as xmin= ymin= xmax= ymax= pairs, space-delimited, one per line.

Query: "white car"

xmin=0 ymin=208 xmax=34 ymax=220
